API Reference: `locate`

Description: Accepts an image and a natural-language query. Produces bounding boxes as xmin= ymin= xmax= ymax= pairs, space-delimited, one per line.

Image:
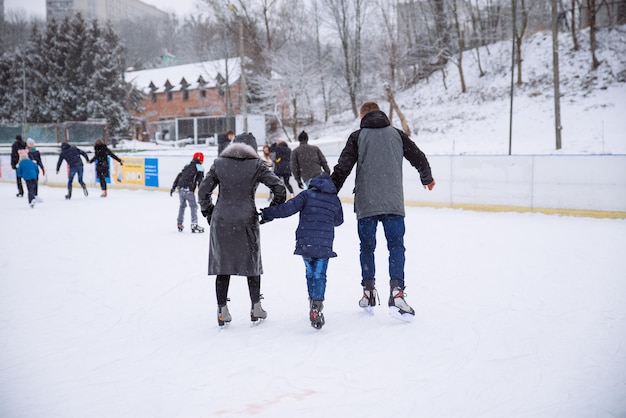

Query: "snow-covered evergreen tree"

xmin=0 ymin=13 xmax=139 ymax=137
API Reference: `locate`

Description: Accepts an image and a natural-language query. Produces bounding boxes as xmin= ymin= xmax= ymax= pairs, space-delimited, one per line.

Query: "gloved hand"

xmin=258 ymin=210 xmax=271 ymax=224
xmin=424 ymin=180 xmax=436 ymax=191
xmin=42 ymin=169 xmax=46 ymax=176
xmin=202 ymin=205 xmax=214 ymax=224
xmin=297 ymin=180 xmax=304 ymax=189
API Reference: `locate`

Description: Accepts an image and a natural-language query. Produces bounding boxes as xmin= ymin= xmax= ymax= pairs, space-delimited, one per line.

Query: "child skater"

xmin=16 ymin=149 xmax=40 ymax=208
xmin=170 ymin=152 xmax=205 ymax=233
xmin=26 ymin=138 xmax=45 ymax=202
xmin=260 ymin=173 xmax=343 ymax=329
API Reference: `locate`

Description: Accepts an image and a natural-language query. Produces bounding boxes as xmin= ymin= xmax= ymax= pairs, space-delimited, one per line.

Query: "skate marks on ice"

xmin=213 ymin=389 xmax=317 ymax=416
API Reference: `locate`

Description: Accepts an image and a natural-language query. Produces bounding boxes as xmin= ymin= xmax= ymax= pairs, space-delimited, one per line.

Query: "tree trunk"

xmin=384 ymin=83 xmax=411 ymax=136
xmin=552 ymin=0 xmax=563 ymax=149
xmin=571 ymin=0 xmax=580 ymax=50
xmin=587 ymin=0 xmax=600 ymax=69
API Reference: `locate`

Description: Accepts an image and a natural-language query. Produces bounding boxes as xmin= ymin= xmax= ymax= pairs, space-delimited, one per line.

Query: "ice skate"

xmin=177 ymin=224 xmax=184 ymax=232
xmin=29 ymin=201 xmax=35 ymax=208
xmin=82 ymin=185 xmax=88 ymax=197
xmin=388 ymin=280 xmax=415 ymax=322
xmin=217 ymin=304 xmax=232 ymax=326
xmin=65 ymin=190 xmax=72 ymax=200
xmin=191 ymin=224 xmax=205 ymax=233
xmin=358 ymin=279 xmax=378 ymax=314
xmin=101 ymin=190 xmax=107 ymax=198
xmin=309 ymin=301 xmax=325 ymax=330
xmin=250 ymin=301 xmax=267 ymax=322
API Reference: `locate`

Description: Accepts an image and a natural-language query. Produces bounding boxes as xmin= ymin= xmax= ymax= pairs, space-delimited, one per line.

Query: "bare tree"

xmin=323 ymin=0 xmax=367 ymax=118
xmin=570 ymin=0 xmax=581 ymax=50
xmin=449 ymin=0 xmax=468 ymax=92
xmin=513 ymin=0 xmax=529 ymax=84
xmin=312 ymin=1 xmax=332 ymax=122
xmin=585 ymin=0 xmax=601 ymax=69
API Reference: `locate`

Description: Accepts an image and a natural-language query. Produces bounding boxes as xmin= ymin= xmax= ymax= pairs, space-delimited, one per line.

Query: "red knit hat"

xmin=193 ymin=152 xmax=204 ymax=163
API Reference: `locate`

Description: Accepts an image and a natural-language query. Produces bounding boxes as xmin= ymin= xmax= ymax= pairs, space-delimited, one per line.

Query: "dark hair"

xmin=298 ymin=131 xmax=308 ymax=142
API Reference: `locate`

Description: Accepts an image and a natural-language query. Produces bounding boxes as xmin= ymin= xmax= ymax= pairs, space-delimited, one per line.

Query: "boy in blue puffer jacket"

xmin=16 ymin=149 xmax=40 ymax=208
xmin=260 ymin=173 xmax=343 ymax=329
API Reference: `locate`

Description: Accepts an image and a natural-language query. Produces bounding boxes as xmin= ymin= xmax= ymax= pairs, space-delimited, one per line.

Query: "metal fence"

xmin=0 ymin=121 xmax=109 ymax=145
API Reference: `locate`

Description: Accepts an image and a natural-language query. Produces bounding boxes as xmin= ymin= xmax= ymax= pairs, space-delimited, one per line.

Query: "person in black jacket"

xmin=10 ymin=135 xmax=27 ymax=197
xmin=56 ymin=142 xmax=91 ymax=200
xmin=290 ymin=131 xmax=330 ymax=189
xmin=26 ymin=138 xmax=45 ymax=201
xmin=217 ymin=130 xmax=235 ymax=156
xmin=90 ymin=138 xmax=123 ymax=198
xmin=171 ymin=152 xmax=205 ymax=233
xmin=270 ymin=140 xmax=294 ymax=197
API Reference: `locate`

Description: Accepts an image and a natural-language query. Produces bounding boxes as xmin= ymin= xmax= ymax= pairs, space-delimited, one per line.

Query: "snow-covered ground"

xmin=1 ymin=183 xmax=625 ymax=417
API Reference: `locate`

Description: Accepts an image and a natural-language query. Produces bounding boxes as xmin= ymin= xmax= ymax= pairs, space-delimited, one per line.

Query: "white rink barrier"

xmin=2 ymin=152 xmax=625 ymax=218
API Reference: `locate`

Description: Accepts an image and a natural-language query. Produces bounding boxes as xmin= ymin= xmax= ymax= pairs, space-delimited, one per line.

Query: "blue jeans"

xmin=68 ymin=165 xmax=85 ymax=191
xmin=303 ymin=257 xmax=329 ymax=301
xmin=357 ymin=214 xmax=406 ymax=288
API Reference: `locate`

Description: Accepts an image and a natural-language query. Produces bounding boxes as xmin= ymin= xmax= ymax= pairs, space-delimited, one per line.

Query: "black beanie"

xmin=16 ymin=135 xmax=22 ymax=141
xmin=298 ymin=131 xmax=308 ymax=142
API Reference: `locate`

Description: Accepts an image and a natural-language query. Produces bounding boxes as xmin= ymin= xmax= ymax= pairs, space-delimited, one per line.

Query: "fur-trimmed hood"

xmin=220 ymin=142 xmax=259 ymax=160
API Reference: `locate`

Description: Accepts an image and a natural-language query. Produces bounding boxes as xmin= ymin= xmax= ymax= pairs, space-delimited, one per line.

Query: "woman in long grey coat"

xmin=198 ymin=133 xmax=286 ymax=326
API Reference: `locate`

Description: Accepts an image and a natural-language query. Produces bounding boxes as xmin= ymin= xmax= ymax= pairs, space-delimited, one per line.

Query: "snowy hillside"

xmin=311 ymin=25 xmax=626 ymax=156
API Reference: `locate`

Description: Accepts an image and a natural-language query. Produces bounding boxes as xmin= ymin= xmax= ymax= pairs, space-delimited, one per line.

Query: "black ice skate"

xmin=309 ymin=301 xmax=325 ymax=329
xmin=82 ymin=185 xmax=88 ymax=197
xmin=177 ymin=224 xmax=184 ymax=232
xmin=191 ymin=224 xmax=205 ymax=233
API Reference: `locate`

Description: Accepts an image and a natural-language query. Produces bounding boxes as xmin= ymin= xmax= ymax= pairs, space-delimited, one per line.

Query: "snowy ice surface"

xmin=1 ymin=183 xmax=625 ymax=417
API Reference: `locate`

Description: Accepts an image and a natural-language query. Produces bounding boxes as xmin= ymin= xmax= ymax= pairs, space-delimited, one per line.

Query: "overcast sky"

xmin=4 ymin=0 xmax=202 ymax=19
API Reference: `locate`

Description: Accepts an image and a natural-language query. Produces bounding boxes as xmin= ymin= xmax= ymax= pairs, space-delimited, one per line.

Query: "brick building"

xmin=125 ymin=58 xmax=257 ymax=143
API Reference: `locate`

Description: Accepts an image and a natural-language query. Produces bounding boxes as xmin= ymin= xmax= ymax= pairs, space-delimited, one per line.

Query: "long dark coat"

xmin=198 ymin=141 xmax=286 ymax=276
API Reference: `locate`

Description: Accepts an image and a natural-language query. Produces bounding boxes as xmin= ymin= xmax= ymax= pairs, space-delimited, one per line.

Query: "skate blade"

xmin=361 ymin=306 xmax=375 ymax=315
xmin=388 ymin=306 xmax=415 ymax=322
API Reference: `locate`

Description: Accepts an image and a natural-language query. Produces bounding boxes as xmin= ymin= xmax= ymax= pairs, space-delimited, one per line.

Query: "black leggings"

xmin=97 ymin=173 xmax=107 ymax=191
xmin=216 ymin=275 xmax=261 ymax=306
xmin=280 ymin=175 xmax=293 ymax=194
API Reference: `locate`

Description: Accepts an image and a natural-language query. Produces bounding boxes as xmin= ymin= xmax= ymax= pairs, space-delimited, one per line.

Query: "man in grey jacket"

xmin=290 ymin=131 xmax=330 ymax=189
xmin=331 ymin=101 xmax=436 ymax=322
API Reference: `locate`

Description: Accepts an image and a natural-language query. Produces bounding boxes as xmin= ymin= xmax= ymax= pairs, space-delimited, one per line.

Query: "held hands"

xmin=424 ymin=180 xmax=436 ymax=191
xmin=258 ymin=210 xmax=271 ymax=224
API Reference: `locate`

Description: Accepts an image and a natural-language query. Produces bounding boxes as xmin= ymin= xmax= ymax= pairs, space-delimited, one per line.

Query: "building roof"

xmin=125 ymin=58 xmax=241 ymax=94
